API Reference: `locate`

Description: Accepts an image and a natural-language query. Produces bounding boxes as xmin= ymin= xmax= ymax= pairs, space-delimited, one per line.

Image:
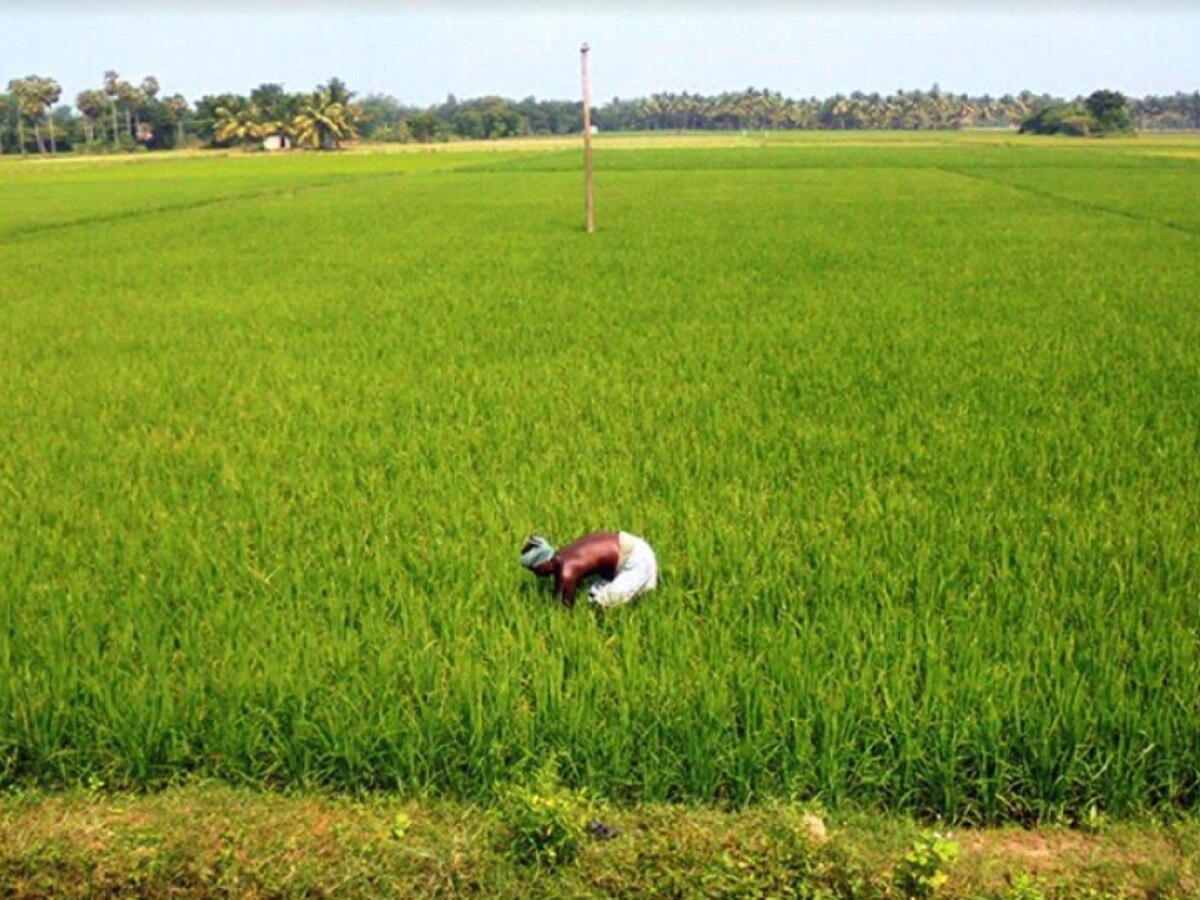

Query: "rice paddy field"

xmin=1 ymin=133 xmax=1198 ymax=825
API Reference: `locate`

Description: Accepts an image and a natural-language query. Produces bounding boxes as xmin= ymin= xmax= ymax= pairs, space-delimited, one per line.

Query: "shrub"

xmin=892 ymin=830 xmax=960 ymax=899
xmin=1085 ymin=89 xmax=1134 ymax=134
xmin=1019 ymin=104 xmax=1093 ymax=136
xmin=1020 ymin=90 xmax=1133 ymax=137
xmin=495 ymin=759 xmax=592 ymax=868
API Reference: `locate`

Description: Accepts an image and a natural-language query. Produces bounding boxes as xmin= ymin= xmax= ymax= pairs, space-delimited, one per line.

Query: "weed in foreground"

xmin=893 ymin=830 xmax=961 ymax=898
xmin=495 ymin=759 xmax=593 ymax=868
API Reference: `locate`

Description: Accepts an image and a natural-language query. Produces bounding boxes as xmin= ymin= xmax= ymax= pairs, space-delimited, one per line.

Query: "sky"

xmin=3 ymin=2 xmax=1198 ymax=109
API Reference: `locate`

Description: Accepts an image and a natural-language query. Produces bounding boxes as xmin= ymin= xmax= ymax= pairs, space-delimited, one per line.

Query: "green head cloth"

xmin=520 ymin=535 xmax=556 ymax=570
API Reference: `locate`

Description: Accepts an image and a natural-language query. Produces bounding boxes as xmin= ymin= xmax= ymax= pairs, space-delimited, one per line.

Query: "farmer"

xmin=520 ymin=531 xmax=658 ymax=609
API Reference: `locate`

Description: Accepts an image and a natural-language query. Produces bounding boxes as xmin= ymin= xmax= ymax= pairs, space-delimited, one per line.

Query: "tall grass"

xmin=1 ymin=138 xmax=1198 ymax=822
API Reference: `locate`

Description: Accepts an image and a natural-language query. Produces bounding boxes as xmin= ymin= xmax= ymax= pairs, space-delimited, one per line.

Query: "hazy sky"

xmin=4 ymin=3 xmax=1198 ymax=108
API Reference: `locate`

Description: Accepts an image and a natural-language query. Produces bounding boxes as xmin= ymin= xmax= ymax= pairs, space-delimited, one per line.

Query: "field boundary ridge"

xmin=1 ymin=786 xmax=1196 ymax=898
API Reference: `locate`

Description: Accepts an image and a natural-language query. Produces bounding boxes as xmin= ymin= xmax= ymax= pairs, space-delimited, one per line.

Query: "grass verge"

xmin=1 ymin=784 xmax=1195 ymax=898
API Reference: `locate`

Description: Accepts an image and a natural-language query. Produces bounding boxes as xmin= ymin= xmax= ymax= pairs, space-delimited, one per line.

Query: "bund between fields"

xmin=2 ymin=784 xmax=1198 ymax=898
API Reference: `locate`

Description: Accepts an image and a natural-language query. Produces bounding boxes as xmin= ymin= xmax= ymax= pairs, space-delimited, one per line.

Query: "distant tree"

xmin=250 ymin=83 xmax=297 ymax=122
xmin=76 ymin=89 xmax=107 ymax=146
xmin=132 ymin=76 xmax=161 ymax=141
xmin=1019 ymin=90 xmax=1133 ymax=137
xmin=453 ymin=107 xmax=484 ymax=140
xmin=356 ymin=93 xmax=417 ymax=142
xmin=102 ymin=71 xmax=128 ymax=145
xmin=50 ymin=79 xmax=1180 ymax=149
xmin=214 ymin=104 xmax=264 ymax=148
xmin=49 ymin=105 xmax=80 ymax=152
xmin=405 ymin=109 xmax=446 ymax=143
xmin=6 ymin=78 xmax=30 ymax=152
xmin=291 ymin=89 xmax=357 ymax=149
xmin=189 ymin=93 xmax=240 ymax=144
xmin=35 ymin=77 xmax=62 ymax=152
xmin=163 ymin=94 xmax=190 ymax=146
xmin=117 ymin=79 xmax=141 ymax=139
xmin=322 ymin=77 xmax=354 ymax=106
xmin=7 ymin=76 xmax=60 ymax=153
xmin=1085 ymin=89 xmax=1133 ymax=134
xmin=1019 ymin=103 xmax=1094 ymax=136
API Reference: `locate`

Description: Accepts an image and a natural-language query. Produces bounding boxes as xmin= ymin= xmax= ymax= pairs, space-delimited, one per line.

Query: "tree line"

xmin=3 ymin=72 xmax=1199 ymax=154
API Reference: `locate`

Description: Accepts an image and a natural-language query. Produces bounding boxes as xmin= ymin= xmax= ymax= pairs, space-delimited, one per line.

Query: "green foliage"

xmin=291 ymin=88 xmax=358 ymax=150
xmin=690 ymin=813 xmax=835 ymax=899
xmin=1077 ymin=803 xmax=1108 ymax=835
xmin=391 ymin=810 xmax=412 ymax=840
xmin=1085 ymin=89 xmax=1133 ymax=134
xmin=893 ymin=831 xmax=960 ymax=898
xmin=1018 ymin=103 xmax=1095 ymax=136
xmin=495 ymin=759 xmax=592 ymax=867
xmin=1020 ymin=90 xmax=1133 ymax=137
xmin=10 ymin=75 xmax=1200 ymax=156
xmin=1002 ymin=873 xmax=1048 ymax=900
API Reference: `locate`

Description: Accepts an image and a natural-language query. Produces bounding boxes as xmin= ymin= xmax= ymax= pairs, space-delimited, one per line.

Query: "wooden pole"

xmin=581 ymin=41 xmax=594 ymax=234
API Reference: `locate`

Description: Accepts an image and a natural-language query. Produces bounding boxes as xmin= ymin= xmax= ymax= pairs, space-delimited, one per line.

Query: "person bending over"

xmin=520 ymin=531 xmax=658 ymax=608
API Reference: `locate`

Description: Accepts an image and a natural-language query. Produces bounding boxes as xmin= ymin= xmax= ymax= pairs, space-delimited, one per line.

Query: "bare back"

xmin=553 ymin=531 xmax=620 ymax=607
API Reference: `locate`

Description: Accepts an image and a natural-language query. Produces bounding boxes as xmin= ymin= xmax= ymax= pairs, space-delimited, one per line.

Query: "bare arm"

xmin=551 ymin=534 xmax=620 ymax=609
xmin=558 ymin=566 xmax=579 ymax=608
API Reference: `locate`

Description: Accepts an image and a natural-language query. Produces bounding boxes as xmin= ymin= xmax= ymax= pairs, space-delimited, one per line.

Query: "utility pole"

xmin=581 ymin=41 xmax=594 ymax=234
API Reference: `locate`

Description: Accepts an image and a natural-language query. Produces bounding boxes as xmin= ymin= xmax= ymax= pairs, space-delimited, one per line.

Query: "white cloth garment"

xmin=588 ymin=532 xmax=658 ymax=608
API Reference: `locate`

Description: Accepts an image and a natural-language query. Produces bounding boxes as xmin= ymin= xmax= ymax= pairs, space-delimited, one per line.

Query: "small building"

xmin=262 ymin=134 xmax=292 ymax=151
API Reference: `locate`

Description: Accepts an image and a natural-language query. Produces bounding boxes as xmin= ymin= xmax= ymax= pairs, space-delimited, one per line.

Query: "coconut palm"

xmin=291 ymin=90 xmax=357 ymax=150
xmin=213 ymin=104 xmax=263 ymax=149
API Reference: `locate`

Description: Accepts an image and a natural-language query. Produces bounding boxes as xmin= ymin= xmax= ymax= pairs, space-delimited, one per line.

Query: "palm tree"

xmin=323 ymin=77 xmax=354 ymax=106
xmin=163 ymin=94 xmax=189 ymax=147
xmin=6 ymin=78 xmax=29 ymax=152
xmin=7 ymin=76 xmax=60 ymax=153
xmin=76 ymin=89 xmax=107 ymax=146
xmin=103 ymin=71 xmax=124 ymax=145
xmin=117 ymin=80 xmax=140 ymax=139
xmin=641 ymin=94 xmax=666 ymax=130
xmin=291 ymin=90 xmax=356 ymax=150
xmin=34 ymin=77 xmax=62 ymax=153
xmin=952 ymin=96 xmax=978 ymax=130
xmin=133 ymin=76 xmax=160 ymax=142
xmin=214 ymin=104 xmax=263 ymax=149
